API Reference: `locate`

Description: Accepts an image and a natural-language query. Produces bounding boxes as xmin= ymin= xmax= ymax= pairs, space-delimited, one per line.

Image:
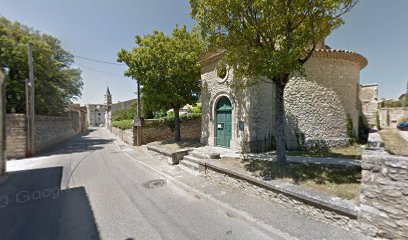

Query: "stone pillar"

xmin=0 ymin=72 xmax=6 ymax=175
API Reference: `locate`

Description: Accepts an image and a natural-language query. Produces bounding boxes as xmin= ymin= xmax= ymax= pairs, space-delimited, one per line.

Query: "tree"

xmin=0 ymin=17 xmax=83 ymax=115
xmin=190 ymin=0 xmax=358 ymax=162
xmin=118 ymin=26 xmax=204 ymax=141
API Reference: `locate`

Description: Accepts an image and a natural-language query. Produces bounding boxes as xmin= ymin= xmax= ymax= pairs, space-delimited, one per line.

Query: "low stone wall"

xmin=139 ymin=119 xmax=201 ymax=145
xmin=199 ymin=160 xmax=373 ymax=235
xmin=111 ymin=127 xmax=134 ymax=146
xmin=6 ymin=113 xmax=81 ymax=159
xmin=359 ymin=133 xmax=408 ymax=239
xmin=6 ymin=114 xmax=27 ymax=159
xmin=379 ymin=107 xmax=408 ymax=128
xmin=34 ymin=114 xmax=79 ymax=153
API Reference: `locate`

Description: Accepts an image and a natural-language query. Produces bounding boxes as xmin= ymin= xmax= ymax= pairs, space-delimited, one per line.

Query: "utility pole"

xmin=0 ymin=71 xmax=6 ymax=175
xmin=26 ymin=42 xmax=35 ymax=157
xmin=134 ymin=79 xmax=142 ymax=146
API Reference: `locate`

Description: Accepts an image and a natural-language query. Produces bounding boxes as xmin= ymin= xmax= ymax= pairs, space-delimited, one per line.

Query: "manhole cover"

xmin=142 ymin=179 xmax=166 ymax=188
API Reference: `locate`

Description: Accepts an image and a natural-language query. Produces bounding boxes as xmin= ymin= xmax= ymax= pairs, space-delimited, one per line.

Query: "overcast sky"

xmin=1 ymin=0 xmax=406 ymax=104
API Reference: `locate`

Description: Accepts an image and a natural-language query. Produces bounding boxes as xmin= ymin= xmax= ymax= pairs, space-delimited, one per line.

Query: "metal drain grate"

xmin=142 ymin=179 xmax=166 ymax=188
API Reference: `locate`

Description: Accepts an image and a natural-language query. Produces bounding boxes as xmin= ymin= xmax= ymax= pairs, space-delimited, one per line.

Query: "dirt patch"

xmin=287 ymin=144 xmax=363 ymax=159
xmin=219 ymin=157 xmax=361 ymax=204
xmin=380 ymin=129 xmax=408 ymax=156
xmin=153 ymin=139 xmax=203 ymax=151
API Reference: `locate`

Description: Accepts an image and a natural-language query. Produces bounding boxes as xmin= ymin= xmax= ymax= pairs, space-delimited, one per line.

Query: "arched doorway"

xmin=216 ymin=96 xmax=232 ymax=147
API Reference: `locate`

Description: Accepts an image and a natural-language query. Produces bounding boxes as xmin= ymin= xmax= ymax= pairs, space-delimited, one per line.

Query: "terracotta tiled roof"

xmin=313 ymin=48 xmax=368 ymax=69
xmin=199 ymin=48 xmax=368 ymax=69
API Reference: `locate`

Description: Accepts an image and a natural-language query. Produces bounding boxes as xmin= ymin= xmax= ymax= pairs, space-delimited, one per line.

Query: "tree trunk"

xmin=275 ymin=81 xmax=287 ymax=162
xmin=174 ymin=107 xmax=181 ymax=142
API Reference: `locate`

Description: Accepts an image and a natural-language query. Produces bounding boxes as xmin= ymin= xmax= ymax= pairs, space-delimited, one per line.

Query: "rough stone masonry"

xmin=359 ymin=138 xmax=408 ymax=239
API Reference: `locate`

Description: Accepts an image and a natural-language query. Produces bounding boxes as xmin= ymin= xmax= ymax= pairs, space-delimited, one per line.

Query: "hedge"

xmin=112 ymin=119 xmax=133 ymax=130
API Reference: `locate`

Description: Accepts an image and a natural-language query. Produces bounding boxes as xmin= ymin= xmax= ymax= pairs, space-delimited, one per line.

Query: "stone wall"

xmin=360 ymin=84 xmax=379 ymax=127
xmin=201 ymin=59 xmax=275 ymax=152
xmin=111 ymin=127 xmax=134 ymax=146
xmin=285 ymin=55 xmax=363 ymax=150
xmin=139 ymin=119 xmax=201 ymax=145
xmin=378 ymin=107 xmax=408 ymax=128
xmin=111 ymin=99 xmax=137 ymax=113
xmin=6 ymin=113 xmax=81 ymax=159
xmin=359 ymin=133 xmax=408 ymax=239
xmin=6 ymin=114 xmax=27 ymax=159
xmin=34 ymin=114 xmax=79 ymax=153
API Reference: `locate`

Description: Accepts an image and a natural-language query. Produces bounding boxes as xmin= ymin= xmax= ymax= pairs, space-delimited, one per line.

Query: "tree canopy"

xmin=118 ymin=25 xmax=204 ymax=141
xmin=190 ymin=0 xmax=357 ymax=161
xmin=0 ymin=17 xmax=83 ymax=115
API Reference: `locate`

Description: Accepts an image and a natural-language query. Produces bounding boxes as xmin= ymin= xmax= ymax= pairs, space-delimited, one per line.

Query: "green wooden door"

xmin=216 ymin=97 xmax=232 ymax=147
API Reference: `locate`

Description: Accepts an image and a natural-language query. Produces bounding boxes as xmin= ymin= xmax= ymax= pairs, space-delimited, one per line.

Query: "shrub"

xmin=190 ymin=104 xmax=202 ymax=114
xmin=161 ymin=111 xmax=202 ymax=132
xmin=112 ymin=119 xmax=133 ymax=130
xmin=346 ymin=114 xmax=356 ymax=144
xmin=376 ymin=111 xmax=381 ymax=130
xmin=112 ymin=103 xmax=136 ymax=121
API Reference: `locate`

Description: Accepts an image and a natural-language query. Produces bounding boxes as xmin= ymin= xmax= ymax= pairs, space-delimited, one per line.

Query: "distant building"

xmin=86 ymin=104 xmax=106 ymax=127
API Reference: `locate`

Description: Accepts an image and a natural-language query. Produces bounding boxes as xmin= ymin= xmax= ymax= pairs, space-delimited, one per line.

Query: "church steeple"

xmin=105 ymin=86 xmax=112 ymax=105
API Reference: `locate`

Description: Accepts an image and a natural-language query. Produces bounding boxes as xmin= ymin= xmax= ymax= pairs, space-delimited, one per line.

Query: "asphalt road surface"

xmin=2 ymin=128 xmax=368 ymax=240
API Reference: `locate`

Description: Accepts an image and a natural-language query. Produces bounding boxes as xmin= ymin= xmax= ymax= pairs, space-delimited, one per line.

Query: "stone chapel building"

xmin=199 ymin=44 xmax=368 ymax=152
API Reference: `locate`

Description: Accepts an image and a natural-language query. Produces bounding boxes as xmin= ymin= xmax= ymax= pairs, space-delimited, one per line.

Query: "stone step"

xmin=179 ymin=159 xmax=200 ymax=175
xmin=183 ymin=155 xmax=204 ymax=165
xmin=190 ymin=150 xmax=220 ymax=160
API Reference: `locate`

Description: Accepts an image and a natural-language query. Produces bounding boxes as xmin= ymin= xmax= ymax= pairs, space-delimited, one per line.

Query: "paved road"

xmin=3 ymin=128 xmax=368 ymax=240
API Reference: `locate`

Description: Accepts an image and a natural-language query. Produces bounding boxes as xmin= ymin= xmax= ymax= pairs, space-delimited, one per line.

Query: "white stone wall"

xmin=360 ymin=84 xmax=379 ymax=127
xmin=201 ymin=60 xmax=275 ymax=152
xmin=379 ymin=107 xmax=408 ymax=128
xmin=86 ymin=104 xmax=106 ymax=127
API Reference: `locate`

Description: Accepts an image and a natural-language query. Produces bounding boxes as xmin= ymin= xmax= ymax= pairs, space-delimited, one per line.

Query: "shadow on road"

xmin=0 ymin=167 xmax=100 ymax=240
xmin=37 ymin=129 xmax=113 ymax=157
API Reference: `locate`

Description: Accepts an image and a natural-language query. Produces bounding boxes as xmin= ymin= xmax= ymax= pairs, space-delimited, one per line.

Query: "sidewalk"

xmin=107 ymin=132 xmax=368 ymax=240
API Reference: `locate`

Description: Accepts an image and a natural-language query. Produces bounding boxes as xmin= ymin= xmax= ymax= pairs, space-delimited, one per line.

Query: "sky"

xmin=0 ymin=0 xmax=406 ymax=104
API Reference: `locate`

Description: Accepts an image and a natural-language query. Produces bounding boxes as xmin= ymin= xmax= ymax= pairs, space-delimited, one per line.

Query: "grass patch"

xmin=379 ymin=129 xmax=408 ymax=155
xmin=287 ymin=144 xmax=362 ymax=159
xmin=219 ymin=158 xmax=361 ymax=203
xmin=155 ymin=139 xmax=203 ymax=151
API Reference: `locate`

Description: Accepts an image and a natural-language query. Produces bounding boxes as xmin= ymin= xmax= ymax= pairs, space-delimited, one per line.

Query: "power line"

xmin=74 ymin=55 xmax=126 ymax=66
xmin=75 ymin=63 xmax=128 ymax=78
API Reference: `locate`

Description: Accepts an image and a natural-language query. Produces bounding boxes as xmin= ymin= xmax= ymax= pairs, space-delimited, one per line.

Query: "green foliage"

xmin=112 ymin=119 xmax=134 ymax=130
xmin=0 ymin=17 xmax=83 ymax=115
xmin=190 ymin=0 xmax=357 ymax=85
xmin=112 ymin=103 xmax=136 ymax=121
xmin=118 ymin=26 xmax=204 ymax=113
xmin=161 ymin=111 xmax=202 ymax=132
xmin=190 ymin=0 xmax=357 ymax=160
xmin=386 ymin=112 xmax=390 ymax=126
xmin=346 ymin=114 xmax=356 ymax=143
xmin=216 ymin=61 xmax=227 ymax=79
xmin=118 ymin=25 xmax=205 ymax=140
xmin=376 ymin=111 xmax=381 ymax=130
xmin=189 ymin=104 xmax=202 ymax=114
xmin=141 ymin=96 xmax=154 ymax=119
